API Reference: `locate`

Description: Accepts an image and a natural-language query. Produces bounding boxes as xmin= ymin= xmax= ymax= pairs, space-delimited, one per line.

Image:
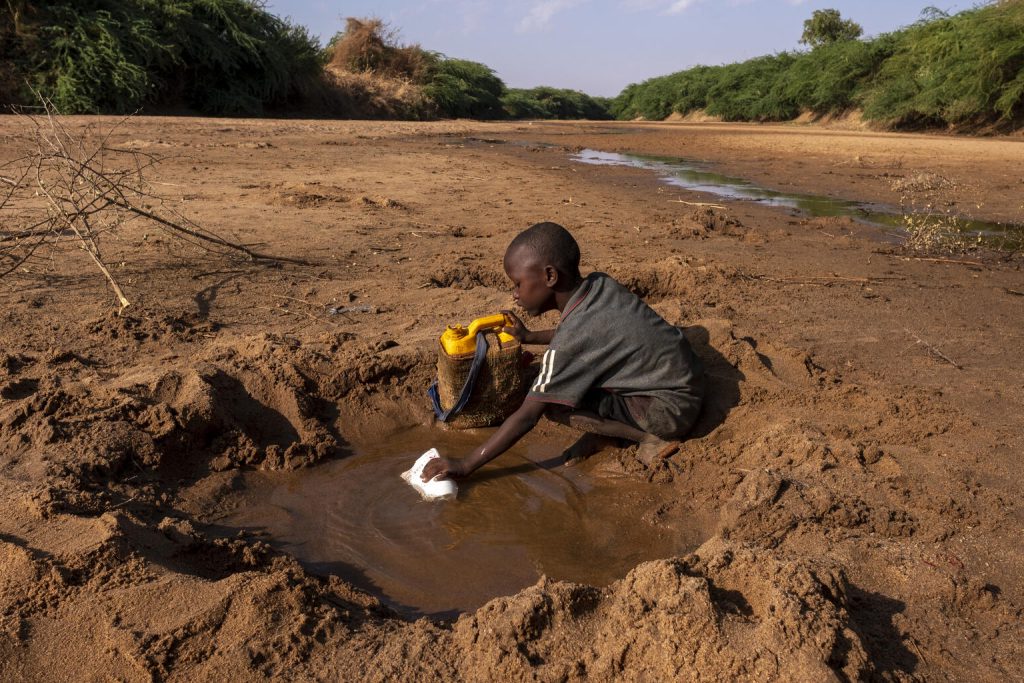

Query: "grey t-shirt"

xmin=526 ymin=272 xmax=704 ymax=438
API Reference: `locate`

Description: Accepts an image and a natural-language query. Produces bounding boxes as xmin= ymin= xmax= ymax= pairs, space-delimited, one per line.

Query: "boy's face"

xmin=503 ymin=246 xmax=556 ymax=317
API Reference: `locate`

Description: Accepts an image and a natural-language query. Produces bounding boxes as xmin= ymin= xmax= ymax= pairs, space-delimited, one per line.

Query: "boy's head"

xmin=503 ymin=222 xmax=581 ymax=316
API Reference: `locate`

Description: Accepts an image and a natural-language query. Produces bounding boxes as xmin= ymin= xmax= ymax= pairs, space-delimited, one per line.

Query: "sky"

xmin=264 ymin=0 xmax=968 ymax=98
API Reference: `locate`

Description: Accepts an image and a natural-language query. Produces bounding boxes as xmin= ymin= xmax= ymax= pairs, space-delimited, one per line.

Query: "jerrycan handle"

xmin=465 ymin=313 xmax=510 ymax=338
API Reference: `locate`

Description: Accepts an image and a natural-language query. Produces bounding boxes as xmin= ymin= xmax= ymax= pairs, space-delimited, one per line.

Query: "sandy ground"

xmin=1 ymin=116 xmax=1022 ymax=681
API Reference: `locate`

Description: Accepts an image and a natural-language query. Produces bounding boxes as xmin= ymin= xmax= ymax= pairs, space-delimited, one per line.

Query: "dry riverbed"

xmin=0 ymin=117 xmax=1022 ymax=681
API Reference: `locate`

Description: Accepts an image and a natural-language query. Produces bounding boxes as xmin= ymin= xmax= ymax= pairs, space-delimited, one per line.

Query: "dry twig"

xmin=1 ymin=99 xmax=302 ymax=312
xmin=737 ymin=271 xmax=885 ymax=286
xmin=669 ymin=199 xmax=727 ymax=209
xmin=901 ymin=256 xmax=984 ymax=267
xmin=905 ymin=328 xmax=963 ymax=370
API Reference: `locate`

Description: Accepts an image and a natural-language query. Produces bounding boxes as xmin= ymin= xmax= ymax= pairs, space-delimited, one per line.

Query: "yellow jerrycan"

xmin=439 ymin=313 xmax=517 ymax=356
xmin=429 ymin=313 xmax=527 ymax=429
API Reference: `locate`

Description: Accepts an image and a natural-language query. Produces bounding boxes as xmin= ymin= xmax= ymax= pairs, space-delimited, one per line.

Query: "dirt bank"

xmin=1 ymin=117 xmax=1022 ymax=681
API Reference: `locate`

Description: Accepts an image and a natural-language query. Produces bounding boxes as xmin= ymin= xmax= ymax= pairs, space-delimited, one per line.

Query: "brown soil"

xmin=1 ymin=116 xmax=1022 ymax=681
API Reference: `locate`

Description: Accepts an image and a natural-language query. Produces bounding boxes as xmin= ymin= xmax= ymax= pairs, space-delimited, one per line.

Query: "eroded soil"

xmin=1 ymin=117 xmax=1022 ymax=681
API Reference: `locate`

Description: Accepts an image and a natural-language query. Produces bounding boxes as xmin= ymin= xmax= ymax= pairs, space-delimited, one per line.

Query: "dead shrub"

xmin=327 ymin=18 xmax=434 ymax=83
xmin=889 ymin=172 xmax=981 ymax=254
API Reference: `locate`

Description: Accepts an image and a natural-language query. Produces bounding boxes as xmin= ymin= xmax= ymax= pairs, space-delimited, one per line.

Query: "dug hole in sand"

xmin=1 ymin=117 xmax=1021 ymax=681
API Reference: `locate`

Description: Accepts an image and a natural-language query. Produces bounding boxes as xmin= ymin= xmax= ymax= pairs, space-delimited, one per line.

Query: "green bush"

xmin=31 ymin=4 xmax=165 ymax=112
xmin=502 ymin=86 xmax=611 ymax=119
xmin=502 ymin=90 xmax=553 ymax=118
xmin=610 ymin=66 xmax=723 ymax=120
xmin=7 ymin=0 xmax=324 ymax=115
xmin=780 ymin=34 xmax=896 ymax=114
xmin=862 ymin=3 xmax=1024 ymax=126
xmin=424 ymin=58 xmax=505 ymax=118
xmin=165 ymin=0 xmax=324 ymax=115
xmin=705 ymin=54 xmax=799 ymax=121
xmin=611 ymin=2 xmax=1024 ymax=129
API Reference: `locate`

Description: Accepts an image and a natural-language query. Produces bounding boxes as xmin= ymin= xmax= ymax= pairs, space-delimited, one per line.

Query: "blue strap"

xmin=428 ymin=332 xmax=490 ymax=422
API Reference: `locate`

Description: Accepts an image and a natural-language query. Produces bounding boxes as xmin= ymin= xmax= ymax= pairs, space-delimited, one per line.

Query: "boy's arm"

xmin=421 ymin=399 xmax=547 ymax=481
xmin=502 ymin=310 xmax=555 ymax=345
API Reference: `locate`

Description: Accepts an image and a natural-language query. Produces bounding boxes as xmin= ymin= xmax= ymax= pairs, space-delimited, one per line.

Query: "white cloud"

xmin=620 ymin=0 xmax=664 ymax=10
xmin=665 ymin=0 xmax=699 ymax=14
xmin=518 ymin=0 xmax=588 ymax=31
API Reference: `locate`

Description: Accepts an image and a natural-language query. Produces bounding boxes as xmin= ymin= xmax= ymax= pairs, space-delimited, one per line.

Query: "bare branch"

xmin=1 ymin=99 xmax=304 ymax=310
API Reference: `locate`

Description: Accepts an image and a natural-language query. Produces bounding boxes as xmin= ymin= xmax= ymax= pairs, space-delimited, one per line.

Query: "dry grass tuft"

xmin=322 ymin=68 xmax=433 ymax=119
xmin=889 ymin=172 xmax=983 ymax=254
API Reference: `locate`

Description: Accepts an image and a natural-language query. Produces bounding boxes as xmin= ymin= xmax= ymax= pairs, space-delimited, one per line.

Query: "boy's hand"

xmin=501 ymin=309 xmax=531 ymax=343
xmin=421 ymin=456 xmax=466 ymax=482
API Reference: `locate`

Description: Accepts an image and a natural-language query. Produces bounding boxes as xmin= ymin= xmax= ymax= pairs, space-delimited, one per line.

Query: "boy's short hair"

xmin=508 ymin=222 xmax=581 ymax=278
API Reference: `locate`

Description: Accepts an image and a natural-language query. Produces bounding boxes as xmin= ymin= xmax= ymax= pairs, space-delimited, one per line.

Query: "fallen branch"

xmin=669 ymin=199 xmax=726 ymax=209
xmin=111 ymin=199 xmax=308 ymax=264
xmin=737 ymin=271 xmax=879 ymax=286
xmin=905 ymin=329 xmax=963 ymax=370
xmin=1 ymin=98 xmax=305 ymax=310
xmin=900 ymin=255 xmax=984 ymax=267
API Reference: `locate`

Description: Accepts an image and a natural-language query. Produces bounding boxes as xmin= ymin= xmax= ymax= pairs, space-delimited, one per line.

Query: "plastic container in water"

xmin=401 ymin=448 xmax=458 ymax=501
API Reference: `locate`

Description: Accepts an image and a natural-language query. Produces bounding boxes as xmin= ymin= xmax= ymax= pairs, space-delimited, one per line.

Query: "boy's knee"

xmin=543 ymin=404 xmax=573 ymax=426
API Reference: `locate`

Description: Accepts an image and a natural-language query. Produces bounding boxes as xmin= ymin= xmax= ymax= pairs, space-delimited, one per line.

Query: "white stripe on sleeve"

xmin=533 ymin=349 xmax=556 ymax=392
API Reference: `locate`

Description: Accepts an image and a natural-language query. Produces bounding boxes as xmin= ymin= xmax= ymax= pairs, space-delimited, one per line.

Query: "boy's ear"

xmin=543 ymin=265 xmax=559 ymax=288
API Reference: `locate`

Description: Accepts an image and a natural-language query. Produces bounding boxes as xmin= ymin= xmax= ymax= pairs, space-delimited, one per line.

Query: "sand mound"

xmin=452 ymin=538 xmax=871 ymax=681
xmin=609 ymin=256 xmax=735 ymax=306
xmin=0 ymin=335 xmax=351 ymax=515
xmin=0 ymin=511 xmax=872 ymax=682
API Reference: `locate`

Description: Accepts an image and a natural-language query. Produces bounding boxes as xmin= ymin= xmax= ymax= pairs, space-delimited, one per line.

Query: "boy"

xmin=422 ymin=221 xmax=703 ymax=482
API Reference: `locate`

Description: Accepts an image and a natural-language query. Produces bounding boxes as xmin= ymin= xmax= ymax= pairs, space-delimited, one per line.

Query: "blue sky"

xmin=265 ymin=0 xmax=965 ymax=97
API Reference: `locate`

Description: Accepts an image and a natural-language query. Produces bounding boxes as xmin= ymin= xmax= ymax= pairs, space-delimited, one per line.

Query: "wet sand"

xmin=0 ymin=116 xmax=1022 ymax=681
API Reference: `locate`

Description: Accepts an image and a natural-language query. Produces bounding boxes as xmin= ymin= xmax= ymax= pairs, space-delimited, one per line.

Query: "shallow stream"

xmin=221 ymin=425 xmax=708 ymax=619
xmin=572 ymin=149 xmax=1022 ymax=246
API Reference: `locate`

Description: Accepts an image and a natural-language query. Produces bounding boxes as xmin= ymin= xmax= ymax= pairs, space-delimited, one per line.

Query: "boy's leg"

xmin=546 ymin=406 xmax=675 ymax=466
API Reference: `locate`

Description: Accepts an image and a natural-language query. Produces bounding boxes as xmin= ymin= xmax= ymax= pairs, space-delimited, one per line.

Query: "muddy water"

xmin=221 ymin=425 xmax=708 ymax=618
xmin=573 ymin=148 xmax=1023 ymax=247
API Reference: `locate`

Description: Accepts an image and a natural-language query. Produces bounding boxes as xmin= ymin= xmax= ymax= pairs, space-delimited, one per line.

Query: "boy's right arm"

xmin=502 ymin=310 xmax=555 ymax=345
xmin=420 ymin=399 xmax=547 ymax=481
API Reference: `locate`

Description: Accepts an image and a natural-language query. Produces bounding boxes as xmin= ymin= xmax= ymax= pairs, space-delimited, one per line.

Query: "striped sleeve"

xmin=526 ymin=343 xmax=597 ymax=407
xmin=531 ymin=348 xmax=557 ymax=393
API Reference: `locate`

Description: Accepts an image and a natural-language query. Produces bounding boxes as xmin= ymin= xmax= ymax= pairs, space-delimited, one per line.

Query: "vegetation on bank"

xmin=612 ymin=2 xmax=1024 ymax=129
xmin=324 ymin=18 xmax=611 ymax=120
xmin=3 ymin=1 xmax=1020 ymax=129
xmin=1 ymin=0 xmax=323 ymax=115
xmin=0 ymin=4 xmax=609 ymax=119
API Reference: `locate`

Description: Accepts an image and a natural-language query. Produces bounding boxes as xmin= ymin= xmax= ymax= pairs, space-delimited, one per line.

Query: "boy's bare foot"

xmin=635 ymin=437 xmax=680 ymax=467
xmin=563 ymin=433 xmax=623 ymax=467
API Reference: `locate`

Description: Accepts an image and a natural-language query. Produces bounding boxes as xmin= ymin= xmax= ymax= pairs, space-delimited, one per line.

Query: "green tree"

xmin=800 ymin=9 xmax=863 ymax=49
xmin=424 ymin=58 xmax=505 ymax=118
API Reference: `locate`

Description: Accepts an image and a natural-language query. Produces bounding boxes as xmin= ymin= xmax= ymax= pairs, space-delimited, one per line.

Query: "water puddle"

xmin=572 ymin=149 xmax=1023 ymax=247
xmin=220 ymin=425 xmax=708 ymax=619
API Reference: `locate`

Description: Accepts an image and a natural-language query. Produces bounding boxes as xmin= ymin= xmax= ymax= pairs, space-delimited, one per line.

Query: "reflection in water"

xmin=222 ymin=426 xmax=708 ymax=618
xmin=573 ymin=149 xmax=1022 ymax=246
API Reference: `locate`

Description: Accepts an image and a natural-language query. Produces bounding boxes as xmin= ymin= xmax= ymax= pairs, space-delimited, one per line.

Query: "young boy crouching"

xmin=423 ymin=221 xmax=703 ymax=482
